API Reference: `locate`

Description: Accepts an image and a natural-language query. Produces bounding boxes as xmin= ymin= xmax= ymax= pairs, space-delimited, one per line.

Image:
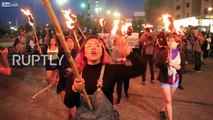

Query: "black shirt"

xmin=64 ymin=52 xmax=145 ymax=108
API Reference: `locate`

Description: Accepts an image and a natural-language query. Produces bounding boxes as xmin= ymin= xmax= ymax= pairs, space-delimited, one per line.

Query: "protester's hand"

xmin=51 ymin=80 xmax=58 ymax=86
xmin=37 ymin=46 xmax=42 ymax=52
xmin=0 ymin=48 xmax=9 ymax=58
xmin=116 ymin=37 xmax=131 ymax=57
xmin=72 ymin=77 xmax=85 ymax=92
xmin=66 ymin=67 xmax=73 ymax=74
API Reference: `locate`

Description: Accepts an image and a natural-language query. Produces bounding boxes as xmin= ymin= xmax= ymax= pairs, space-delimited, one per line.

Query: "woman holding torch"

xmin=64 ymin=36 xmax=146 ymax=119
xmin=156 ymin=35 xmax=186 ymax=120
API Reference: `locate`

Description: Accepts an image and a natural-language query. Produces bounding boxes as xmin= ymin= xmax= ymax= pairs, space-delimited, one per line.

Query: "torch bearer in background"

xmin=162 ymin=14 xmax=171 ymax=32
xmin=41 ymin=0 xmax=92 ymax=110
xmin=121 ymin=22 xmax=132 ymax=36
xmin=111 ymin=19 xmax=120 ymax=35
xmin=99 ymin=18 xmax=106 ymax=38
xmin=21 ymin=9 xmax=42 ymax=55
xmin=61 ymin=9 xmax=81 ymax=50
xmin=62 ymin=9 xmax=86 ymax=40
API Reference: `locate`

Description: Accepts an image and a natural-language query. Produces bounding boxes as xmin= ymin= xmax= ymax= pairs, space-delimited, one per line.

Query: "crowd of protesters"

xmin=1 ymin=24 xmax=213 ymax=120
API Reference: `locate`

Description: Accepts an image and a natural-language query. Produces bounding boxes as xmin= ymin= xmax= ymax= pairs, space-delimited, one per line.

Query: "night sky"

xmin=0 ymin=0 xmax=145 ymax=27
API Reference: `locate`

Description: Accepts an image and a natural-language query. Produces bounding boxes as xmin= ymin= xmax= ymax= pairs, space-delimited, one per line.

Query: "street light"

xmin=81 ymin=3 xmax=86 ymax=9
xmin=208 ymin=7 xmax=213 ymax=12
xmin=113 ymin=12 xmax=121 ymax=18
xmin=56 ymin=0 xmax=68 ymax=6
xmin=107 ymin=10 xmax=111 ymax=15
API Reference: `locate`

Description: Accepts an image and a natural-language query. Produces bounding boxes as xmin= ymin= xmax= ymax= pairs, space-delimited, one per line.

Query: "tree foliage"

xmin=144 ymin=0 xmax=165 ymax=26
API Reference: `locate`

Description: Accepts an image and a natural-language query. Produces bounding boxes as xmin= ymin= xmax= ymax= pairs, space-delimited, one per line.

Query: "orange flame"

xmin=111 ymin=19 xmax=120 ymax=35
xmin=162 ymin=14 xmax=172 ymax=32
xmin=121 ymin=22 xmax=132 ymax=35
xmin=61 ymin=9 xmax=77 ymax=30
xmin=21 ymin=8 xmax=34 ymax=26
xmin=99 ymin=18 xmax=106 ymax=27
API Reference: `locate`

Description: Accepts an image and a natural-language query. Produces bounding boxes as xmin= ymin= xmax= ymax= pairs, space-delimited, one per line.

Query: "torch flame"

xmin=162 ymin=14 xmax=172 ymax=32
xmin=21 ymin=8 xmax=34 ymax=26
xmin=99 ymin=18 xmax=106 ymax=27
xmin=61 ymin=9 xmax=77 ymax=30
xmin=111 ymin=19 xmax=120 ymax=35
xmin=121 ymin=22 xmax=132 ymax=35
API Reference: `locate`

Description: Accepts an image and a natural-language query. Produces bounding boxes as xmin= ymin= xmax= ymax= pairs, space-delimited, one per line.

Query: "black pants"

xmin=142 ymin=55 xmax=155 ymax=82
xmin=203 ymin=50 xmax=209 ymax=59
xmin=117 ymin=78 xmax=130 ymax=99
xmin=194 ymin=51 xmax=202 ymax=71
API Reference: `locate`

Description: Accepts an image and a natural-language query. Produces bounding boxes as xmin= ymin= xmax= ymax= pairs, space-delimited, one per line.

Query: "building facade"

xmin=174 ymin=0 xmax=213 ymax=19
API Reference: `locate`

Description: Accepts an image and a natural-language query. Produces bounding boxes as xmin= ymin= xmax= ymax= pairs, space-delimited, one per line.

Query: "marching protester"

xmin=202 ymin=33 xmax=211 ymax=64
xmin=139 ymin=27 xmax=156 ymax=85
xmin=178 ymin=33 xmax=188 ymax=90
xmin=57 ymin=36 xmax=77 ymax=102
xmin=64 ymin=36 xmax=145 ymax=119
xmin=45 ymin=36 xmax=59 ymax=85
xmin=192 ymin=30 xmax=205 ymax=72
xmin=111 ymin=36 xmax=131 ymax=105
xmin=156 ymin=35 xmax=186 ymax=120
xmin=0 ymin=47 xmax=11 ymax=76
xmin=16 ymin=30 xmax=27 ymax=55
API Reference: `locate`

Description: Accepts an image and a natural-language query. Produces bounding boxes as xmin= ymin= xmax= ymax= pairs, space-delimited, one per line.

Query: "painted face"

xmin=168 ymin=38 xmax=179 ymax=49
xmin=66 ymin=38 xmax=74 ymax=50
xmin=84 ymin=38 xmax=103 ymax=64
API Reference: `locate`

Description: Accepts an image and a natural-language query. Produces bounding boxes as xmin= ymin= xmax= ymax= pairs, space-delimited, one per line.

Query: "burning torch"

xmin=61 ymin=9 xmax=81 ymax=50
xmin=41 ymin=0 xmax=92 ymax=110
xmin=21 ymin=9 xmax=42 ymax=55
xmin=99 ymin=18 xmax=106 ymax=38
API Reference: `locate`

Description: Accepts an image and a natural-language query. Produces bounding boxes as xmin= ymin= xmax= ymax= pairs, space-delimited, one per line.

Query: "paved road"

xmin=0 ymin=55 xmax=213 ymax=120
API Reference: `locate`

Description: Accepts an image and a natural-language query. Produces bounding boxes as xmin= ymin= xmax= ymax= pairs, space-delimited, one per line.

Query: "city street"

xmin=0 ymin=53 xmax=213 ymax=120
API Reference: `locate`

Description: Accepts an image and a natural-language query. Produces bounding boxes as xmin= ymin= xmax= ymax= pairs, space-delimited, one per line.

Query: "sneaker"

xmin=142 ymin=81 xmax=146 ymax=85
xmin=160 ymin=111 xmax=166 ymax=120
xmin=196 ymin=70 xmax=202 ymax=73
xmin=178 ymin=85 xmax=184 ymax=90
xmin=151 ymin=80 xmax=155 ymax=84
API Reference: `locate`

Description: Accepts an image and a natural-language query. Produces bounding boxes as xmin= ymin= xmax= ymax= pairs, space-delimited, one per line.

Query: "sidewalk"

xmin=0 ymin=57 xmax=213 ymax=120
